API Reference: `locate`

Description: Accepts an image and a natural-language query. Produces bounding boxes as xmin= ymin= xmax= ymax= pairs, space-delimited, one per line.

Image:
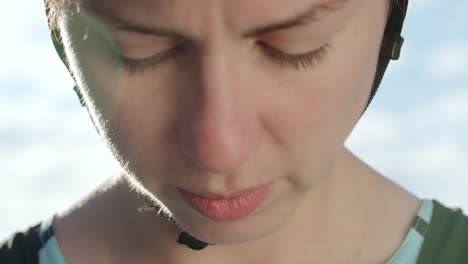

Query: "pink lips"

xmin=178 ymin=182 xmax=273 ymax=221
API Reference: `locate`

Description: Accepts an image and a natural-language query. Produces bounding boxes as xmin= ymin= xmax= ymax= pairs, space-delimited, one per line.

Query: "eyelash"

xmin=257 ymin=42 xmax=331 ymax=71
xmin=118 ymin=42 xmax=332 ymax=75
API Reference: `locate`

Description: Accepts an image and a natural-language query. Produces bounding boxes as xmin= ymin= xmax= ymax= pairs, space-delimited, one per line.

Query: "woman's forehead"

xmin=69 ymin=0 xmax=355 ymax=39
xmin=73 ymin=0 xmax=351 ymax=9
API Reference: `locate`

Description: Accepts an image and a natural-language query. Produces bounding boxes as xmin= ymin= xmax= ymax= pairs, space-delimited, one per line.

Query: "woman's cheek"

xmin=262 ymin=28 xmax=380 ymax=175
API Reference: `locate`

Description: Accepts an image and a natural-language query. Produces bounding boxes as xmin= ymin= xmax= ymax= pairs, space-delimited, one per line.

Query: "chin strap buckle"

xmin=380 ymin=34 xmax=404 ymax=60
xmin=177 ymin=231 xmax=213 ymax=250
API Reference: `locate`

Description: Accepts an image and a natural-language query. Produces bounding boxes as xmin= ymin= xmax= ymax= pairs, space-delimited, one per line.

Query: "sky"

xmin=1 ymin=0 xmax=467 ymax=240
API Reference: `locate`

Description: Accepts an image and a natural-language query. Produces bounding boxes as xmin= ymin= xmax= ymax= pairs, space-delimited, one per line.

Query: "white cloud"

xmin=434 ymin=90 xmax=468 ymax=124
xmin=348 ymin=88 xmax=468 ymax=213
xmin=408 ymin=0 xmax=438 ymax=13
xmin=425 ymin=39 xmax=468 ymax=79
xmin=0 ymin=101 xmax=118 ymax=238
xmin=402 ymin=137 xmax=468 ymax=178
xmin=406 ymin=88 xmax=468 ymax=127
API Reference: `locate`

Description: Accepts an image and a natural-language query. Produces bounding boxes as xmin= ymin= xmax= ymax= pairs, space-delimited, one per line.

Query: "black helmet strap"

xmin=364 ymin=0 xmax=408 ymax=112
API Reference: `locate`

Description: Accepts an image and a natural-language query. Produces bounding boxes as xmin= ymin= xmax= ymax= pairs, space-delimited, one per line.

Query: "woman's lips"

xmin=177 ymin=182 xmax=273 ymax=221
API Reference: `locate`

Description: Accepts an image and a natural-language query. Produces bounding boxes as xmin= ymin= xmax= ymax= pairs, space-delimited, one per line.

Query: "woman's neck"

xmin=53 ymin=148 xmax=421 ymax=264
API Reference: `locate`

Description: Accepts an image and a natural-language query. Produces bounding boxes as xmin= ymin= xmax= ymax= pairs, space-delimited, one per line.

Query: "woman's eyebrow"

xmin=81 ymin=0 xmax=350 ymax=40
xmin=242 ymin=0 xmax=351 ymax=38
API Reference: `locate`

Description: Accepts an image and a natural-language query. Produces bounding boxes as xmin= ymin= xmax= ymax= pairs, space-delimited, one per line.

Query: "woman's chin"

xmin=175 ymin=210 xmax=285 ymax=245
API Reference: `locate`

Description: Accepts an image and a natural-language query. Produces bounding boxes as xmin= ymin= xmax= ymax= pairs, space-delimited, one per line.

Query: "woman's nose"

xmin=178 ymin=48 xmax=259 ymax=175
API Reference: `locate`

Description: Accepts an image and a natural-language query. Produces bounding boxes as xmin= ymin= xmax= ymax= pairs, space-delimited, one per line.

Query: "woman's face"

xmin=59 ymin=0 xmax=389 ymax=244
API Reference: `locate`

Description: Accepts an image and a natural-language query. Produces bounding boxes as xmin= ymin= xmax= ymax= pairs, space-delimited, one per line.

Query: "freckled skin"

xmin=52 ymin=0 xmax=421 ymax=263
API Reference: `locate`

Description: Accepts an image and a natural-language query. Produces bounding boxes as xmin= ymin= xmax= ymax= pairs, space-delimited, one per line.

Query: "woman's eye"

xmin=117 ymin=45 xmax=187 ymax=75
xmin=117 ymin=42 xmax=332 ymax=75
xmin=257 ymin=42 xmax=332 ymax=71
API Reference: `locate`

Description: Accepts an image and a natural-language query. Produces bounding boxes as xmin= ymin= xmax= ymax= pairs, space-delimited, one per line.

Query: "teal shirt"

xmin=386 ymin=199 xmax=433 ymax=263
